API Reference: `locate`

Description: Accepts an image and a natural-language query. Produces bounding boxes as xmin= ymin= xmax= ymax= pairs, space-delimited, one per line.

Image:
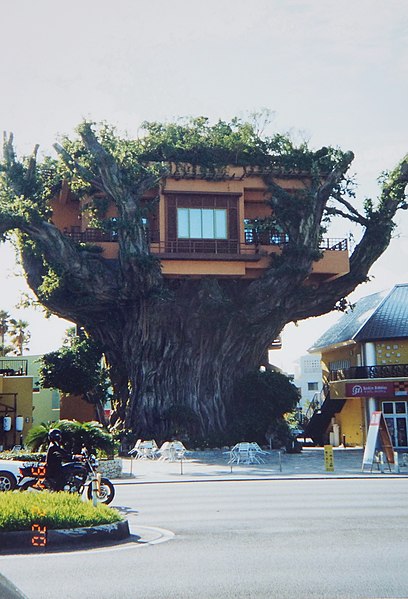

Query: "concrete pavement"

xmin=117 ymin=446 xmax=408 ymax=484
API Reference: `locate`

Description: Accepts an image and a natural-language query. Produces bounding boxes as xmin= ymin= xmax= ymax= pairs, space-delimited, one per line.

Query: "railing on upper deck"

xmin=64 ymin=228 xmax=348 ymax=255
xmin=151 ymin=240 xmax=255 ymax=255
xmin=244 ymin=229 xmax=347 ymax=251
xmin=329 ymin=364 xmax=408 ymax=381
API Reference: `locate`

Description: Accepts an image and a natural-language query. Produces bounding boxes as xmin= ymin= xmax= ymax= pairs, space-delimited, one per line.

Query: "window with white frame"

xmin=177 ymin=208 xmax=227 ymax=239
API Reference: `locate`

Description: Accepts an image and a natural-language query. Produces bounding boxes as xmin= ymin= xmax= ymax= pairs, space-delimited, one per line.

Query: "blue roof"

xmin=309 ymin=284 xmax=408 ymax=351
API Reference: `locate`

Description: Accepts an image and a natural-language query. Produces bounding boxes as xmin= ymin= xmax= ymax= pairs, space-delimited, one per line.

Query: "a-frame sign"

xmin=362 ymin=411 xmax=395 ymax=471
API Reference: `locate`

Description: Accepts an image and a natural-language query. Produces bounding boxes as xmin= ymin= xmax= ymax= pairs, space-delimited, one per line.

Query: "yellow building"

xmin=0 ymin=356 xmax=60 ymax=448
xmin=50 ymin=164 xmax=349 ymax=284
xmin=0 ymin=368 xmax=33 ymax=450
xmin=306 ymin=284 xmax=408 ymax=448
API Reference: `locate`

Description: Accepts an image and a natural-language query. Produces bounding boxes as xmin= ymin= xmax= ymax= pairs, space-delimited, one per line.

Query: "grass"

xmin=0 ymin=492 xmax=123 ymax=533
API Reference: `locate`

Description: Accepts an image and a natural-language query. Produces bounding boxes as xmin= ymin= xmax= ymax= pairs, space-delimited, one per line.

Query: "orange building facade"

xmin=51 ymin=165 xmax=349 ymax=282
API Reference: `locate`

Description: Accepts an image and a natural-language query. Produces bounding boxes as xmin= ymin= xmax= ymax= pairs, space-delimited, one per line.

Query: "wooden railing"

xmin=244 ymin=230 xmax=347 ymax=251
xmin=152 ymin=240 xmax=255 ymax=255
xmin=65 ymin=228 xmax=348 ymax=255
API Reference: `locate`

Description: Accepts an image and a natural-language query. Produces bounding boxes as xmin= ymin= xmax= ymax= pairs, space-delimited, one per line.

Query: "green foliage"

xmin=0 ymin=309 xmax=30 ymax=356
xmin=25 ymin=419 xmax=115 ymax=455
xmin=161 ymin=404 xmax=200 ymax=440
xmin=0 ymin=451 xmax=45 ymax=461
xmin=0 ymin=491 xmax=122 ymax=532
xmin=136 ymin=117 xmax=344 ymax=173
xmin=227 ymin=369 xmax=300 ymax=445
xmin=39 ymin=332 xmax=110 ymax=402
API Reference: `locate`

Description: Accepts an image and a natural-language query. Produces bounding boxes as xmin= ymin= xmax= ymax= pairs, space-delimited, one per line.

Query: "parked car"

xmin=0 ymin=459 xmax=34 ymax=491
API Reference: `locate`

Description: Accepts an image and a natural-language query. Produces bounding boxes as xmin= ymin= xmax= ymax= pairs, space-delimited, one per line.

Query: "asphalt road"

xmin=1 ymin=477 xmax=408 ymax=599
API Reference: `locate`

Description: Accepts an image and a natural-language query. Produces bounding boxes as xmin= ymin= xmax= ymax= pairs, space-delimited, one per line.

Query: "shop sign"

xmin=345 ymin=382 xmax=394 ymax=397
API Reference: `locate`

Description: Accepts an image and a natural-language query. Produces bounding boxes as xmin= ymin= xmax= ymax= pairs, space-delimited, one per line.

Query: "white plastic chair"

xmin=157 ymin=441 xmax=171 ymax=461
xmin=128 ymin=439 xmax=142 ymax=458
xmin=139 ymin=439 xmax=159 ymax=459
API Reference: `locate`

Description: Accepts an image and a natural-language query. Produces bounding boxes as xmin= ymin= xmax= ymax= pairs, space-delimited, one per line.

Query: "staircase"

xmin=304 ymin=388 xmax=346 ymax=446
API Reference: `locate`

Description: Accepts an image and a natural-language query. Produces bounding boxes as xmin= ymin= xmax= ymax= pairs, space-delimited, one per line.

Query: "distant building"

xmin=0 ymin=355 xmax=60 ymax=435
xmin=293 ymin=355 xmax=322 ymax=413
xmin=306 ymin=284 xmax=408 ymax=448
xmin=0 ymin=360 xmax=33 ymax=450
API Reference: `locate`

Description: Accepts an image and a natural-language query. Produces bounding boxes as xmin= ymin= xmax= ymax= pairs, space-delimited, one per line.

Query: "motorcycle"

xmin=17 ymin=449 xmax=115 ymax=505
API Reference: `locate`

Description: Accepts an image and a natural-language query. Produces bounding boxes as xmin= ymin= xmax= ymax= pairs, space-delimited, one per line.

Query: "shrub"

xmin=25 ymin=419 xmax=116 ymax=456
xmin=0 ymin=492 xmax=122 ymax=532
xmin=227 ymin=369 xmax=300 ymax=446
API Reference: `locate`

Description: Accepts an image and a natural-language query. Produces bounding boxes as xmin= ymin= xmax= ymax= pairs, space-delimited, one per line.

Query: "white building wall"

xmin=293 ymin=354 xmax=322 ymax=412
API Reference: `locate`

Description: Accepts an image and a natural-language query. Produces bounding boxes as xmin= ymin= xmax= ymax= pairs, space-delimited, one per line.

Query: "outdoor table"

xmin=225 ymin=442 xmax=269 ymax=465
xmin=129 ymin=439 xmax=158 ymax=459
xmin=157 ymin=440 xmax=187 ymax=461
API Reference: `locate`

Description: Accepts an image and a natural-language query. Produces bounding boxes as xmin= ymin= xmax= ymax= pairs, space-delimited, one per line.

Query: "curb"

xmin=0 ymin=519 xmax=130 ymax=552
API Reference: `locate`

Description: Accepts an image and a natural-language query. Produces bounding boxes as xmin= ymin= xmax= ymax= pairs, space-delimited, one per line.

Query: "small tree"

xmin=39 ymin=331 xmax=111 ymax=426
xmin=228 ymin=369 xmax=300 ymax=446
xmin=8 ymin=318 xmax=30 ymax=355
xmin=0 ymin=310 xmax=10 ymax=357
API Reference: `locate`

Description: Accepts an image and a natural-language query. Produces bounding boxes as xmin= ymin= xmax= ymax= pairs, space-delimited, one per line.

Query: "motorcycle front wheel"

xmin=86 ymin=477 xmax=115 ymax=505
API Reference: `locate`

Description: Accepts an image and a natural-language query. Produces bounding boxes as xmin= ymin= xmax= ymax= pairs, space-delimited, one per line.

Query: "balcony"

xmin=0 ymin=360 xmax=28 ymax=376
xmin=330 ymin=364 xmax=408 ymax=381
xmin=244 ymin=229 xmax=347 ymax=251
xmin=65 ymin=227 xmax=348 ymax=255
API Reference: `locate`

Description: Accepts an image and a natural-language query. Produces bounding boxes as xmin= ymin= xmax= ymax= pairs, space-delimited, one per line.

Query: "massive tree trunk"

xmin=1 ymin=126 xmax=407 ymax=441
xmin=87 ymin=280 xmax=285 ymax=439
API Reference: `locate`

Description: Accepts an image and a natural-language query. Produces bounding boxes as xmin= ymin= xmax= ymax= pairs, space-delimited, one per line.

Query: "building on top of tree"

xmin=51 ymin=164 xmax=349 ymax=282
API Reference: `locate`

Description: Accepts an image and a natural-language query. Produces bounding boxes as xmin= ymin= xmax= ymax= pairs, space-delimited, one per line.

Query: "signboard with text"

xmin=362 ymin=411 xmax=394 ymax=470
xmin=324 ymin=445 xmax=334 ymax=472
xmin=346 ymin=382 xmax=394 ymax=398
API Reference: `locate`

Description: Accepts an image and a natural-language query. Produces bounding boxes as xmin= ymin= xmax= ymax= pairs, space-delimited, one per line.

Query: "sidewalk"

xmin=116 ymin=447 xmax=408 ymax=484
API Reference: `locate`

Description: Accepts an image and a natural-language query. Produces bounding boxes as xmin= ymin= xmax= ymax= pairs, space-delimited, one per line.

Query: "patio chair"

xmin=157 ymin=441 xmax=171 ymax=461
xmin=128 ymin=439 xmax=142 ymax=458
xmin=138 ymin=439 xmax=159 ymax=459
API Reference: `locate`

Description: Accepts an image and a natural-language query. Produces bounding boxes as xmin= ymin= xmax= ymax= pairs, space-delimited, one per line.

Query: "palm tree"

xmin=0 ymin=310 xmax=10 ymax=357
xmin=25 ymin=419 xmax=116 ymax=455
xmin=8 ymin=319 xmax=30 ymax=355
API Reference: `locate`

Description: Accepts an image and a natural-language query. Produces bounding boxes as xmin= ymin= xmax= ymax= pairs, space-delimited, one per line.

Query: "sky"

xmin=1 ymin=0 xmax=408 ymax=370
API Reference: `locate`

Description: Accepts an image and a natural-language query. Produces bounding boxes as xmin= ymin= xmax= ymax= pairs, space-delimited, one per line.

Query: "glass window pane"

xmin=385 ymin=418 xmax=395 ymax=444
xmin=189 ymin=209 xmax=202 ymax=238
xmin=202 ymin=209 xmax=215 ymax=238
xmin=396 ymin=418 xmax=408 ymax=446
xmin=396 ymin=402 xmax=407 ymax=414
xmin=214 ymin=209 xmax=227 ymax=239
xmin=383 ymin=402 xmax=393 ymax=414
xmin=177 ymin=208 xmax=189 ymax=238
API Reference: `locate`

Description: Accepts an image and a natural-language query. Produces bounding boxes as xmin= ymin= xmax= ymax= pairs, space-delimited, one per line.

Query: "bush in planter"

xmin=0 ymin=451 xmax=45 ymax=462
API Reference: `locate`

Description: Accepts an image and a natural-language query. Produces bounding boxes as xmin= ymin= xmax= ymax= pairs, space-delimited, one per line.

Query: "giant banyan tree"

xmin=0 ymin=117 xmax=407 ymax=439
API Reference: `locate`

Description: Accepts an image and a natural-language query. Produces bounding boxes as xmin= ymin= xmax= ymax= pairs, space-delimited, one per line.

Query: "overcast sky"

xmin=1 ymin=0 xmax=408 ymax=369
